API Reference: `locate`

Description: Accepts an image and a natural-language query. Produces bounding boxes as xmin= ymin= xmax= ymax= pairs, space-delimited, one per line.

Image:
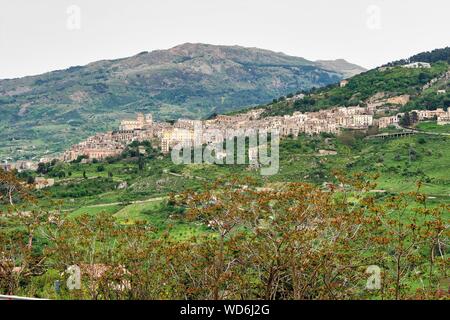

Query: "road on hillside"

xmin=82 ymin=196 xmax=167 ymax=208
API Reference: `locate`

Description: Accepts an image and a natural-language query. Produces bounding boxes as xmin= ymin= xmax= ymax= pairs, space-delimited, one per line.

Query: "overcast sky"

xmin=0 ymin=0 xmax=449 ymax=79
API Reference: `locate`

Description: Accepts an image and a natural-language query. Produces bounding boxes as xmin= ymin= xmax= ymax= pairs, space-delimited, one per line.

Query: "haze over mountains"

xmin=0 ymin=43 xmax=365 ymax=160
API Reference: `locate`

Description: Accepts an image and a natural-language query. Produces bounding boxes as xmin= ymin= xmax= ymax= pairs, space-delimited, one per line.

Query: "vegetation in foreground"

xmin=0 ymin=130 xmax=449 ymax=300
xmin=0 ymin=169 xmax=449 ymax=300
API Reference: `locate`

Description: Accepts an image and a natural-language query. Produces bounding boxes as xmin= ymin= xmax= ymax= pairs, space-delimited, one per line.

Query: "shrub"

xmin=417 ymin=137 xmax=427 ymax=144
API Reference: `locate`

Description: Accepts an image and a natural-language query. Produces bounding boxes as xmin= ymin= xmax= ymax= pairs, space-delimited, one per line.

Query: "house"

xmin=339 ymin=80 xmax=349 ymax=88
xmin=0 ymin=163 xmax=13 ymax=172
xmin=14 ymin=161 xmax=38 ymax=172
xmin=377 ymin=115 xmax=401 ymax=128
xmin=35 ymin=177 xmax=55 ymax=190
xmin=119 ymin=113 xmax=153 ymax=131
xmin=402 ymin=62 xmax=431 ymax=69
xmin=437 ymin=110 xmax=450 ymax=125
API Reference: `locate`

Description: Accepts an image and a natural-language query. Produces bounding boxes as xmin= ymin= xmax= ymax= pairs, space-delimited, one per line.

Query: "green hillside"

xmin=258 ymin=62 xmax=449 ymax=117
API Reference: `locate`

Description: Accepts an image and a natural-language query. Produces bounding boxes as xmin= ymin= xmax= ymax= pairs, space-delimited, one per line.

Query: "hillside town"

xmin=1 ymin=100 xmax=448 ymax=172
xmin=56 ymin=101 xmax=449 ymax=163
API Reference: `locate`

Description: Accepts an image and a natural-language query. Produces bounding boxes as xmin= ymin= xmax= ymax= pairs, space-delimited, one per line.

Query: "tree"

xmin=137 ymin=155 xmax=145 ymax=171
xmin=0 ymin=169 xmax=34 ymax=206
xmin=37 ymin=162 xmax=51 ymax=175
xmin=400 ymin=112 xmax=411 ymax=127
xmin=26 ymin=175 xmax=35 ymax=185
xmin=411 ymin=111 xmax=419 ymax=124
xmin=337 ymin=131 xmax=356 ymax=147
xmin=171 ymin=174 xmax=448 ymax=300
xmin=173 ymin=176 xmax=375 ymax=299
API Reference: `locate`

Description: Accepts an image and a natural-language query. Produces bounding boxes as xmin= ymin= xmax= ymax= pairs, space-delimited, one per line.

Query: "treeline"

xmin=401 ymin=91 xmax=450 ymax=112
xmin=385 ymin=47 xmax=450 ymax=67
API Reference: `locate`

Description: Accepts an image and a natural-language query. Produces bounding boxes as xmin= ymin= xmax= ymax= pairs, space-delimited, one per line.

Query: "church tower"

xmin=136 ymin=113 xmax=145 ymax=127
xmin=145 ymin=113 xmax=153 ymax=125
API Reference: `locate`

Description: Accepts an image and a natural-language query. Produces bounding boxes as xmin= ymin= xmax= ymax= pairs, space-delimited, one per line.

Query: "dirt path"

xmin=164 ymin=170 xmax=207 ymax=181
xmin=81 ymin=196 xmax=167 ymax=208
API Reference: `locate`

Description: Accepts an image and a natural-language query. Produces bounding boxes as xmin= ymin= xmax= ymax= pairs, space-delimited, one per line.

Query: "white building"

xmin=119 ymin=113 xmax=153 ymax=131
xmin=340 ymin=80 xmax=349 ymax=87
xmin=437 ymin=110 xmax=450 ymax=125
xmin=402 ymin=62 xmax=431 ymax=69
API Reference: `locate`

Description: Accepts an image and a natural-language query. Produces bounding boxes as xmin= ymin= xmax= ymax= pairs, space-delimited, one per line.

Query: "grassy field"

xmin=112 ymin=200 xmax=208 ymax=240
xmin=69 ymin=204 xmax=123 ymax=218
xmin=415 ymin=121 xmax=450 ymax=133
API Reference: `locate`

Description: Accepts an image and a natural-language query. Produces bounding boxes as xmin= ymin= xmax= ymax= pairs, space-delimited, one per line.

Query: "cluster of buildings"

xmin=0 ymin=160 xmax=37 ymax=173
xmin=402 ymin=62 xmax=432 ymax=69
xmin=436 ymin=109 xmax=450 ymax=125
xmin=59 ymin=103 xmax=450 ymax=162
xmin=1 ymin=103 xmax=447 ymax=168
xmin=60 ymin=106 xmax=377 ymax=161
xmin=62 ymin=113 xmax=169 ymax=161
xmin=377 ymin=108 xmax=450 ymax=128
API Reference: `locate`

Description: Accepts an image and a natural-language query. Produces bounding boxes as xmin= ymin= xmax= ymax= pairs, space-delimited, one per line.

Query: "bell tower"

xmin=136 ymin=113 xmax=145 ymax=127
xmin=145 ymin=113 xmax=153 ymax=125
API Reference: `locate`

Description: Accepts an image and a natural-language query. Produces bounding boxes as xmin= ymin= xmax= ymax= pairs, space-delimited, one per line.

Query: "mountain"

xmin=315 ymin=59 xmax=367 ymax=79
xmin=0 ymin=43 xmax=365 ymax=160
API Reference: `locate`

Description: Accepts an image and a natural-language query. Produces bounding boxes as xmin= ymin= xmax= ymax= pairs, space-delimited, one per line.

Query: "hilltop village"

xmin=59 ymin=97 xmax=450 ymax=162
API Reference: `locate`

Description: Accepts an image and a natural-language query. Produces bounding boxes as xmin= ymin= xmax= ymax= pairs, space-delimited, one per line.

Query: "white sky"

xmin=0 ymin=0 xmax=449 ymax=79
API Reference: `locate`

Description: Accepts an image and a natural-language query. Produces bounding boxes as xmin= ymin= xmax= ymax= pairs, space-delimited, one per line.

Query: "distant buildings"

xmin=377 ymin=114 xmax=402 ymax=129
xmin=415 ymin=108 xmax=447 ymax=121
xmin=34 ymin=177 xmax=55 ymax=189
xmin=339 ymin=80 xmax=349 ymax=88
xmin=0 ymin=163 xmax=13 ymax=172
xmin=118 ymin=112 xmax=153 ymax=131
xmin=402 ymin=62 xmax=431 ymax=69
xmin=61 ymin=107 xmax=375 ymax=160
xmin=436 ymin=109 xmax=450 ymax=125
xmin=376 ymin=108 xmax=450 ymax=128
xmin=58 ymin=102 xmax=447 ymax=162
xmin=0 ymin=160 xmax=38 ymax=172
